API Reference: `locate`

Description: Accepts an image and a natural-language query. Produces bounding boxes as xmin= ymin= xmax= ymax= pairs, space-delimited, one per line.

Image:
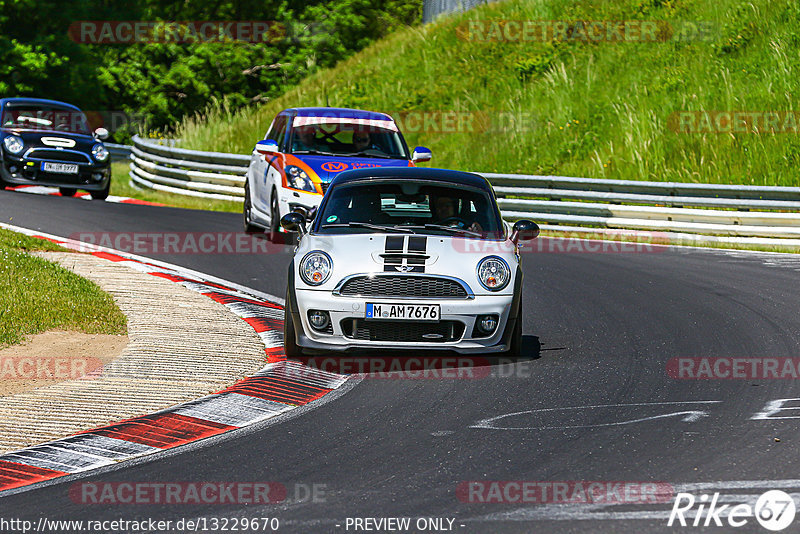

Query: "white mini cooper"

xmin=280 ymin=167 xmax=539 ymax=357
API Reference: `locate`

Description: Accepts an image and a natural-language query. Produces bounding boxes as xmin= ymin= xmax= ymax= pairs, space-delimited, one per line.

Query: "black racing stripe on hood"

xmin=408 ymin=236 xmax=427 ymax=253
xmin=385 ymin=236 xmax=404 ymax=253
xmin=382 ymin=235 xmax=427 ymax=273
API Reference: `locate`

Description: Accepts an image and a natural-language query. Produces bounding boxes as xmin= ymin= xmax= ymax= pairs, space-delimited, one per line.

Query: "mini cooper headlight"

xmin=91 ymin=143 xmax=109 ymax=162
xmin=285 ymin=165 xmax=316 ymax=192
xmin=300 ymin=251 xmax=332 ymax=286
xmin=477 ymin=256 xmax=511 ymax=291
xmin=3 ymin=135 xmax=24 ymax=155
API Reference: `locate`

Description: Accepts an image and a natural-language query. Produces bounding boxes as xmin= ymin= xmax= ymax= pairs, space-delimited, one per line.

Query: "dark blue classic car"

xmin=0 ymin=98 xmax=111 ymax=199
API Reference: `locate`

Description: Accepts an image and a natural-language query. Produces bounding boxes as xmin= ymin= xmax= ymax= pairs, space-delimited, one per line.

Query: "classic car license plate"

xmin=366 ymin=303 xmax=440 ymax=321
xmin=41 ymin=162 xmax=79 ymax=174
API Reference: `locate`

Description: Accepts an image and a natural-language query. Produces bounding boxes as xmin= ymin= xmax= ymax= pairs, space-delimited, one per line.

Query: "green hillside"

xmin=175 ymin=0 xmax=800 ymax=186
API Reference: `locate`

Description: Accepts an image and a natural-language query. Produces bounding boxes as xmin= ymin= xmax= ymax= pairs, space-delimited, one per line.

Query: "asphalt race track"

xmin=3 ymin=190 xmax=800 ymax=533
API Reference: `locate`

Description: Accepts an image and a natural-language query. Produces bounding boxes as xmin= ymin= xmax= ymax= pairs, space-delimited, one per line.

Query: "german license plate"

xmin=42 ymin=162 xmax=79 ymax=174
xmin=366 ymin=303 xmax=440 ymax=321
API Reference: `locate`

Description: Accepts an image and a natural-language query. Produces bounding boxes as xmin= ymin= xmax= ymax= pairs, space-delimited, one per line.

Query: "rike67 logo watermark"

xmin=669 ymin=490 xmax=796 ymax=530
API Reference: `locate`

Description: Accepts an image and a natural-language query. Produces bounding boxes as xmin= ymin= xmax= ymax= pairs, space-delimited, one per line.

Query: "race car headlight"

xmin=91 ymin=143 xmax=109 ymax=162
xmin=477 ymin=256 xmax=511 ymax=291
xmin=300 ymin=251 xmax=332 ymax=286
xmin=286 ymin=165 xmax=316 ymax=192
xmin=3 ymin=135 xmax=24 ymax=155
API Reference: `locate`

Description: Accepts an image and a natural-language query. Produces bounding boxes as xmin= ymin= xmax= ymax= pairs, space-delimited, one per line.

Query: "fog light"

xmin=9 ymin=166 xmax=17 ymax=174
xmin=308 ymin=310 xmax=330 ymax=331
xmin=92 ymin=173 xmax=104 ymax=182
xmin=477 ymin=315 xmax=498 ymax=335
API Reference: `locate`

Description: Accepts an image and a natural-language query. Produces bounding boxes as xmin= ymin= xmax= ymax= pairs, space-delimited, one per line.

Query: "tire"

xmin=59 ymin=187 xmax=77 ymax=197
xmin=90 ymin=182 xmax=110 ymax=201
xmin=243 ymin=181 xmax=262 ymax=234
xmin=283 ymin=289 xmax=302 ymax=358
xmin=268 ymin=188 xmax=282 ymax=242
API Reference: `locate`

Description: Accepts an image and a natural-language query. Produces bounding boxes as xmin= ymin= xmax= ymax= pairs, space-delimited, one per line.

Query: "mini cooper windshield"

xmin=1 ymin=102 xmax=92 ymax=136
xmin=316 ymin=181 xmax=504 ymax=238
xmin=290 ymin=123 xmax=408 ymax=160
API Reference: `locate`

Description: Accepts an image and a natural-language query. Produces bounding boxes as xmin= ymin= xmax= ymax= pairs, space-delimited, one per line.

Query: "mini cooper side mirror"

xmin=94 ymin=127 xmax=109 ymax=140
xmin=281 ymin=212 xmax=306 ymax=234
xmin=511 ymin=220 xmax=540 ymax=243
xmin=256 ymin=139 xmax=279 ymax=154
xmin=411 ymin=146 xmax=432 ymax=163
xmin=289 ymin=206 xmax=316 ymax=222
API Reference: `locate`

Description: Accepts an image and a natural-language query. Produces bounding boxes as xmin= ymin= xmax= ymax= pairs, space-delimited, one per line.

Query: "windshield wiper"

xmin=321 ymin=222 xmax=416 ymax=234
xmin=398 ymin=224 xmax=483 ymax=238
xmin=292 ymin=149 xmax=338 ymax=156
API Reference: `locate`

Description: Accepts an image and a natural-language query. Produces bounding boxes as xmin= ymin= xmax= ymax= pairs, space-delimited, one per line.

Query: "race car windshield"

xmin=1 ymin=104 xmax=92 ymax=135
xmin=316 ymin=181 xmax=503 ymax=239
xmin=290 ymin=122 xmax=408 ymax=159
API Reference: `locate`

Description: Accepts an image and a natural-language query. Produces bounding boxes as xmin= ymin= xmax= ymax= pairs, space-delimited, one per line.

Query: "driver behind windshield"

xmin=431 ymin=195 xmax=483 ymax=233
xmin=352 ymin=129 xmax=373 ymax=152
xmin=292 ymin=125 xmax=323 ymax=152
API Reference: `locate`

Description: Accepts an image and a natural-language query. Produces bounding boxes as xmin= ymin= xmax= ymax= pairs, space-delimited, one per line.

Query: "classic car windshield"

xmin=289 ymin=121 xmax=408 ymax=160
xmin=316 ymin=180 xmax=503 ymax=238
xmin=1 ymin=103 xmax=92 ymax=135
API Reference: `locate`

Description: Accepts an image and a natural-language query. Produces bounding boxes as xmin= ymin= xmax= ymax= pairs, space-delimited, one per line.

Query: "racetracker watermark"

xmin=69 ymin=482 xmax=326 ymax=505
xmin=2 ymin=109 xmax=148 ymax=134
xmin=0 ymin=356 xmax=104 ymax=380
xmin=456 ymin=481 xmax=674 ymax=504
xmin=69 ymin=21 xmax=286 ymax=44
xmin=457 ymin=20 xmax=718 ymax=43
xmin=294 ymin=356 xmax=493 ymax=379
xmin=669 ymin=111 xmax=800 ymax=134
xmin=293 ymin=109 xmax=536 ymax=134
xmin=389 ymin=111 xmax=536 ymax=133
xmin=85 ymin=111 xmax=150 ymax=133
xmin=668 ymin=358 xmax=800 ymax=379
xmin=450 ymin=232 xmax=670 ymax=254
xmin=69 ymin=232 xmax=291 ymax=254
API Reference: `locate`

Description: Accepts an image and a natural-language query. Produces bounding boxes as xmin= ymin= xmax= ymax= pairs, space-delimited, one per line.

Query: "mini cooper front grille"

xmin=342 ymin=319 xmax=464 ymax=343
xmin=26 ymin=149 xmax=91 ymax=164
xmin=337 ymin=276 xmax=469 ymax=299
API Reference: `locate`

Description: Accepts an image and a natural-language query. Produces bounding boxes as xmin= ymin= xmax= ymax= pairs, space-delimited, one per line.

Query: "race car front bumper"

xmin=292 ymin=289 xmax=517 ymax=354
xmin=1 ymin=153 xmax=110 ymax=190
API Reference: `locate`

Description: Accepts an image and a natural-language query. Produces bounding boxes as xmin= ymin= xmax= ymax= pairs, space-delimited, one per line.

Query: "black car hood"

xmin=3 ymin=129 xmax=99 ymax=152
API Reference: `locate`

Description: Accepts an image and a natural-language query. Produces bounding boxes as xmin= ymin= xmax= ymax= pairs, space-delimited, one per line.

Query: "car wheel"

xmin=283 ymin=289 xmax=302 ymax=358
xmin=243 ymin=181 xmax=262 ymax=234
xmin=59 ymin=187 xmax=77 ymax=197
xmin=90 ymin=182 xmax=110 ymax=200
xmin=268 ymin=188 xmax=281 ymax=242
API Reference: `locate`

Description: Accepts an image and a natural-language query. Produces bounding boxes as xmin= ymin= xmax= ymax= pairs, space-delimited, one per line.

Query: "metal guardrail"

xmin=423 ymin=0 xmax=497 ymax=23
xmin=128 ymin=135 xmax=247 ymax=202
xmin=106 ymin=142 xmax=132 ymax=162
xmin=486 ymin=173 xmax=800 ymax=239
xmin=125 ymin=138 xmax=800 ymax=241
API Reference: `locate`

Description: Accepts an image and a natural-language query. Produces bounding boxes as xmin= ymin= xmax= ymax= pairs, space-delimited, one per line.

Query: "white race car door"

xmin=252 ymin=115 xmax=288 ymax=219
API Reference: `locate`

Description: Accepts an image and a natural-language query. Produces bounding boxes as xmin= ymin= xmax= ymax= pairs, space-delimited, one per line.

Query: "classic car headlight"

xmin=285 ymin=165 xmax=316 ymax=192
xmin=3 ymin=135 xmax=24 ymax=155
xmin=300 ymin=251 xmax=332 ymax=286
xmin=91 ymin=143 xmax=109 ymax=162
xmin=477 ymin=256 xmax=511 ymax=291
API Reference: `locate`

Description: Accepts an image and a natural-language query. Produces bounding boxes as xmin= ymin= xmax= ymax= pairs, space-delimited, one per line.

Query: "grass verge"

xmin=0 ymin=228 xmax=128 ymax=347
xmin=110 ymin=161 xmax=243 ymax=213
xmin=174 ymin=0 xmax=800 ymax=187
